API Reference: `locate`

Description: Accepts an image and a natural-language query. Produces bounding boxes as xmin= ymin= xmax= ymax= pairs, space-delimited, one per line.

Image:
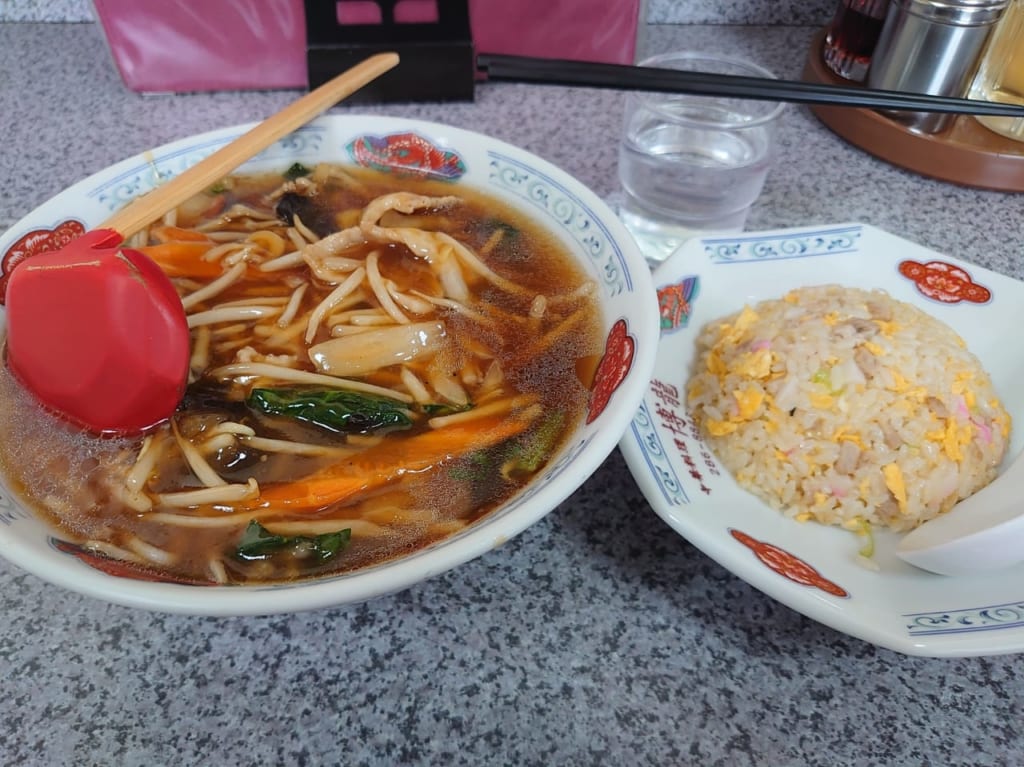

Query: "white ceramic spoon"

xmin=897 ymin=449 xmax=1024 ymax=576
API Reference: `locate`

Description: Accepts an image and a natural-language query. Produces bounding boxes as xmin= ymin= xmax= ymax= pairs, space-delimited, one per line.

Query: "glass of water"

xmin=617 ymin=51 xmax=785 ymax=266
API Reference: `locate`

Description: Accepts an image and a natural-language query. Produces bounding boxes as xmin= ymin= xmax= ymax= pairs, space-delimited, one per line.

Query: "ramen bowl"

xmin=0 ymin=114 xmax=658 ymax=616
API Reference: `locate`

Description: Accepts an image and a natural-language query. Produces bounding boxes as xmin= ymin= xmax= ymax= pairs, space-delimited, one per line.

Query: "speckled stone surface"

xmin=2 ymin=20 xmax=1024 ymax=767
xmin=0 ymin=0 xmax=93 ymax=22
xmin=647 ymin=0 xmax=835 ymax=25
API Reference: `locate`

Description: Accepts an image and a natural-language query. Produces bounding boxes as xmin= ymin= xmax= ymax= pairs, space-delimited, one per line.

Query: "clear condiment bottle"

xmin=823 ymin=0 xmax=893 ymax=82
xmin=971 ymin=0 xmax=1024 ymax=141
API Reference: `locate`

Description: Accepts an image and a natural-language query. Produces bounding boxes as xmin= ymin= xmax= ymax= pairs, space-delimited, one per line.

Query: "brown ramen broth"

xmin=0 ymin=164 xmax=602 ymax=584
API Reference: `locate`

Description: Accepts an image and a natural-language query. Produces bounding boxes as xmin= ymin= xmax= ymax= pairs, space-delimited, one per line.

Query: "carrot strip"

xmin=137 ymin=243 xmax=277 ymax=282
xmin=137 ymin=242 xmax=224 ymax=279
xmin=250 ymin=414 xmax=531 ymax=513
xmin=150 ymin=225 xmax=213 ymax=244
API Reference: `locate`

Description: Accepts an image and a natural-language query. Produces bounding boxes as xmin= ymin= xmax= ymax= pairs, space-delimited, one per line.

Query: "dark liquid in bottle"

xmin=823 ymin=0 xmax=891 ymax=82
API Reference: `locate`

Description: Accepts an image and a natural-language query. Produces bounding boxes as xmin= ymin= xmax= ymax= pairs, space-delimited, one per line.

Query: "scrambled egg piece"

xmin=734 ymin=348 xmax=773 ymax=379
xmin=862 ymin=340 xmax=885 ymax=356
xmin=808 ymin=391 xmax=834 ymax=410
xmin=733 ymin=386 xmax=765 ymax=420
xmin=716 ymin=306 xmax=760 ymax=348
xmin=887 ymin=370 xmax=910 ymax=392
xmin=947 ymin=420 xmax=973 ymax=461
xmin=952 ymin=373 xmax=977 ymax=408
xmin=705 ymin=419 xmax=739 ymax=436
xmin=873 ymin=319 xmax=899 ymax=337
xmin=882 ymin=463 xmax=908 ymax=515
xmin=832 ymin=427 xmax=864 ymax=447
xmin=706 ymin=348 xmax=726 ymax=376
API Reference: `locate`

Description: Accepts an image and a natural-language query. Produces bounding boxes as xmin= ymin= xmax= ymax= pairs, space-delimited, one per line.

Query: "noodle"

xmin=181 ymin=262 xmax=247 ymax=309
xmin=155 ymin=479 xmax=260 ymax=508
xmin=427 ymin=394 xmax=538 ymax=429
xmin=366 ymin=250 xmax=410 ymax=324
xmin=305 ymin=267 xmax=367 ymax=342
xmin=277 ymin=283 xmax=308 ymax=327
xmin=126 ymin=536 xmax=177 ymax=567
xmin=187 ymin=305 xmax=282 ymax=328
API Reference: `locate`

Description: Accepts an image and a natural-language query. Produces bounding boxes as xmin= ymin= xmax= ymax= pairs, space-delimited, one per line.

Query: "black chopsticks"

xmin=476 ymin=54 xmax=1024 ymax=118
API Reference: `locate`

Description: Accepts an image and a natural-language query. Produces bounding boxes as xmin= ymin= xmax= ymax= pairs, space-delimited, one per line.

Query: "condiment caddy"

xmin=807 ymin=0 xmax=1024 ymax=190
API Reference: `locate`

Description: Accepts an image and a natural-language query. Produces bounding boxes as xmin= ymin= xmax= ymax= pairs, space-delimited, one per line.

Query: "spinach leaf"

xmin=247 ymin=387 xmax=413 ymax=434
xmin=284 ymin=162 xmax=312 ymax=180
xmin=447 ymin=449 xmax=496 ymax=484
xmin=478 ymin=217 xmax=520 ymax=240
xmin=421 ymin=402 xmax=474 ymax=418
xmin=502 ymin=410 xmax=565 ymax=475
xmin=449 ymin=410 xmax=566 ymax=484
xmin=236 ymin=520 xmax=351 ymax=563
xmin=472 ymin=218 xmax=524 ymax=261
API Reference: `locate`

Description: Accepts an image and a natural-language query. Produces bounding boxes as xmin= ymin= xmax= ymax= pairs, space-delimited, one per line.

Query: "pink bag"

xmin=91 ymin=0 xmax=642 ymax=94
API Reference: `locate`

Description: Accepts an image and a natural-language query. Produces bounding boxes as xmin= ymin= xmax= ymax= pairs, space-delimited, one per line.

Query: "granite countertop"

xmin=2 ymin=20 xmax=1022 ymax=767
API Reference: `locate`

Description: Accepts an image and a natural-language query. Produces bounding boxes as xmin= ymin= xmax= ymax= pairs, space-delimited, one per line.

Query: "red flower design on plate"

xmin=587 ymin=318 xmax=635 ymax=424
xmin=730 ymin=528 xmax=849 ymax=598
xmin=898 ymin=259 xmax=991 ymax=304
xmin=347 ymin=132 xmax=466 ymax=180
xmin=0 ymin=219 xmax=86 ymax=304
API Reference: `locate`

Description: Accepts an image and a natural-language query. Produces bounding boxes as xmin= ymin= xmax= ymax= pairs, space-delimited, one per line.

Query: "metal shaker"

xmin=867 ymin=0 xmax=1010 ymax=133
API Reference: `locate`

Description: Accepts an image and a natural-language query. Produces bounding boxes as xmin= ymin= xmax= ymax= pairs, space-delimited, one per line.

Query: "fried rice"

xmin=686 ymin=285 xmax=1011 ymax=533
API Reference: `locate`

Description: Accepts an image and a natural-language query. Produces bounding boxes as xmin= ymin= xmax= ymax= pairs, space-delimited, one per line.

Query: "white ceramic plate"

xmin=619 ymin=223 xmax=1024 ymax=657
xmin=0 ymin=114 xmax=659 ymax=615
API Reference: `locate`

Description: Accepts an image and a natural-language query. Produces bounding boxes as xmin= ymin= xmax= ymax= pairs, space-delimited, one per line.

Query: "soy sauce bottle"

xmin=823 ymin=0 xmax=893 ymax=82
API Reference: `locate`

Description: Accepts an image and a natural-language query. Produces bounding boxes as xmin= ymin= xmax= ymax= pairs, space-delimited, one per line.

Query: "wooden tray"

xmin=803 ymin=30 xmax=1024 ymax=192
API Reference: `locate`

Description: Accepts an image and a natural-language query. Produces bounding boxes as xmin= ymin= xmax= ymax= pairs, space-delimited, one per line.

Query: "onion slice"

xmin=309 ymin=321 xmax=446 ymax=378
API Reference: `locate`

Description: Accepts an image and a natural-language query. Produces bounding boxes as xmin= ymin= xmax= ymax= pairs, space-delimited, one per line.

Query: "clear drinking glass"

xmin=617 ymin=52 xmax=784 ymax=266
